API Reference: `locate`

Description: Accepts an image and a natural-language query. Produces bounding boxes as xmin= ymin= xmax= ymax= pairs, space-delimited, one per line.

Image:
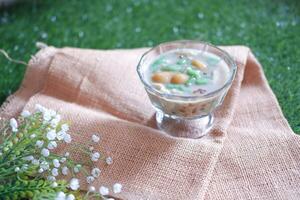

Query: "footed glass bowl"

xmin=137 ymin=40 xmax=236 ymax=138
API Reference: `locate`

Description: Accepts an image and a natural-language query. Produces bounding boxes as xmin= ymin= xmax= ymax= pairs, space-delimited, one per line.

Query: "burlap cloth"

xmin=1 ymin=45 xmax=300 ymax=200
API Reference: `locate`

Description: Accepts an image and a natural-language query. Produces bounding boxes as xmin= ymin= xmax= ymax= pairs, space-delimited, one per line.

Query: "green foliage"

xmin=0 ymin=0 xmax=299 ymax=132
xmin=0 ymin=112 xmax=71 ymax=199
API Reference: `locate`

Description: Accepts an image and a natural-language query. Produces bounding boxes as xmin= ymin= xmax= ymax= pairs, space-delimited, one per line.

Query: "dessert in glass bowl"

xmin=137 ymin=40 xmax=236 ymax=138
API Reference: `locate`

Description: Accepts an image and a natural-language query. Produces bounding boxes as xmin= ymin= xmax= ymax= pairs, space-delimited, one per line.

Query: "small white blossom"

xmin=21 ymin=110 xmax=31 ymax=117
xmin=53 ymin=159 xmax=60 ymax=168
xmin=88 ymin=186 xmax=96 ymax=192
xmin=60 ymin=157 xmax=66 ymax=163
xmin=89 ymin=146 xmax=94 ymax=151
xmin=86 ymin=176 xmax=95 ymax=184
xmin=52 ymin=168 xmax=59 ymax=177
xmin=23 ymin=155 xmax=34 ymax=161
xmin=69 ymin=178 xmax=80 ymax=191
xmin=62 ymin=166 xmax=69 ymax=175
xmin=15 ymin=167 xmax=20 ymax=172
xmin=91 ymin=152 xmax=100 ymax=162
xmin=106 ymin=157 xmax=113 ymax=165
xmin=91 ymin=168 xmax=101 ymax=178
xmin=35 ymin=104 xmax=46 ymax=113
xmin=41 ymin=148 xmax=50 ymax=157
xmin=48 ymin=141 xmax=58 ymax=150
xmin=32 ymin=159 xmax=40 ymax=165
xmin=40 ymin=161 xmax=49 ymax=170
xmin=50 ymin=114 xmax=61 ymax=128
xmin=43 ymin=111 xmax=52 ymax=122
xmin=99 ymin=186 xmax=109 ymax=195
xmin=56 ymin=131 xmax=66 ymax=140
xmin=47 ymin=175 xmax=56 ymax=182
xmin=113 ymin=183 xmax=122 ymax=194
xmin=36 ymin=140 xmax=44 ymax=148
xmin=66 ymin=194 xmax=75 ymax=200
xmin=30 ymin=134 xmax=36 ymax=139
xmin=38 ymin=168 xmax=44 ymax=173
xmin=49 ymin=109 xmax=57 ymax=117
xmin=91 ymin=134 xmax=100 ymax=143
xmin=55 ymin=191 xmax=66 ymax=200
xmin=61 ymin=124 xmax=69 ymax=132
xmin=73 ymin=164 xmax=81 ymax=173
xmin=47 ymin=130 xmax=57 ymax=141
xmin=64 ymin=152 xmax=70 ymax=157
xmin=51 ymin=182 xmax=58 ymax=188
xmin=63 ymin=134 xmax=72 ymax=143
xmin=10 ymin=118 xmax=18 ymax=132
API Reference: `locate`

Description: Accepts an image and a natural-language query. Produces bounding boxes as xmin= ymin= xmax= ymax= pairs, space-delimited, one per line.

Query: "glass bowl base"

xmin=156 ymin=110 xmax=214 ymax=139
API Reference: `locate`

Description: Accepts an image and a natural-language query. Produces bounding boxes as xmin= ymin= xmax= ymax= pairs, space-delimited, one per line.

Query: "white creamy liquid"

xmin=147 ymin=49 xmax=230 ymax=96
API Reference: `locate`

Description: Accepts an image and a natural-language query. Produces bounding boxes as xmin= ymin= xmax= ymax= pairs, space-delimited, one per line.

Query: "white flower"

xmin=23 ymin=155 xmax=34 ymax=161
xmin=48 ymin=141 xmax=58 ymax=150
xmin=38 ymin=168 xmax=44 ymax=173
xmin=61 ymin=124 xmax=69 ymax=132
xmin=69 ymin=178 xmax=80 ymax=191
xmin=53 ymin=159 xmax=60 ymax=168
xmin=51 ymin=182 xmax=58 ymax=188
xmin=50 ymin=114 xmax=61 ymax=128
xmin=35 ymin=104 xmax=46 ymax=113
xmin=73 ymin=164 xmax=81 ymax=173
xmin=86 ymin=176 xmax=95 ymax=184
xmin=30 ymin=134 xmax=36 ymax=139
xmin=66 ymin=194 xmax=75 ymax=200
xmin=60 ymin=157 xmax=66 ymax=163
xmin=91 ymin=152 xmax=100 ymax=162
xmin=49 ymin=109 xmax=57 ymax=117
xmin=99 ymin=186 xmax=109 ymax=195
xmin=21 ymin=110 xmax=31 ymax=118
xmin=64 ymin=152 xmax=70 ymax=157
xmin=36 ymin=140 xmax=44 ymax=148
xmin=43 ymin=110 xmax=52 ymax=122
xmin=40 ymin=161 xmax=49 ymax=170
xmin=113 ymin=183 xmax=122 ymax=194
xmin=55 ymin=191 xmax=66 ymax=200
xmin=15 ymin=167 xmax=20 ymax=172
xmin=32 ymin=159 xmax=39 ymax=165
xmin=63 ymin=134 xmax=72 ymax=143
xmin=91 ymin=168 xmax=101 ymax=178
xmin=88 ymin=186 xmax=96 ymax=192
xmin=107 ymin=199 xmax=115 ymax=200
xmin=47 ymin=175 xmax=56 ymax=182
xmin=52 ymin=168 xmax=59 ymax=177
xmin=56 ymin=131 xmax=66 ymax=140
xmin=46 ymin=130 xmax=57 ymax=140
xmin=62 ymin=166 xmax=69 ymax=175
xmin=10 ymin=118 xmax=18 ymax=132
xmin=41 ymin=148 xmax=50 ymax=157
xmin=91 ymin=134 xmax=100 ymax=143
xmin=106 ymin=157 xmax=113 ymax=165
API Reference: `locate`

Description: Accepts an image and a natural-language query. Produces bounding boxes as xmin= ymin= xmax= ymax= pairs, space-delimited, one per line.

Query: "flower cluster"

xmin=0 ymin=104 xmax=122 ymax=200
xmin=83 ymin=133 xmax=122 ymax=198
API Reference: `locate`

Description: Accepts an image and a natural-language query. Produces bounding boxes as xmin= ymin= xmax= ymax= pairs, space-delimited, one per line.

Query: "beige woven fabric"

xmin=1 ymin=46 xmax=299 ymax=200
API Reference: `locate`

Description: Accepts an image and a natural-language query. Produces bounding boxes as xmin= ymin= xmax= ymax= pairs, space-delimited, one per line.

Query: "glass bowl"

xmin=137 ymin=40 xmax=237 ymax=138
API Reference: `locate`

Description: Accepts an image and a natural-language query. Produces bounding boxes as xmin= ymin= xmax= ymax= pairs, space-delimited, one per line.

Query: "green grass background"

xmin=0 ymin=0 xmax=299 ymax=133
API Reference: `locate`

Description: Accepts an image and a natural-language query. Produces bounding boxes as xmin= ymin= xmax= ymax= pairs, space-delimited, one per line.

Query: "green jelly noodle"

xmin=161 ymin=65 xmax=183 ymax=72
xmin=166 ymin=84 xmax=191 ymax=92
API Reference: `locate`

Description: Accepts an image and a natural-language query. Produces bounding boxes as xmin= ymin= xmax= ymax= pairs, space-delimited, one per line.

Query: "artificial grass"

xmin=0 ymin=0 xmax=299 ymax=133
